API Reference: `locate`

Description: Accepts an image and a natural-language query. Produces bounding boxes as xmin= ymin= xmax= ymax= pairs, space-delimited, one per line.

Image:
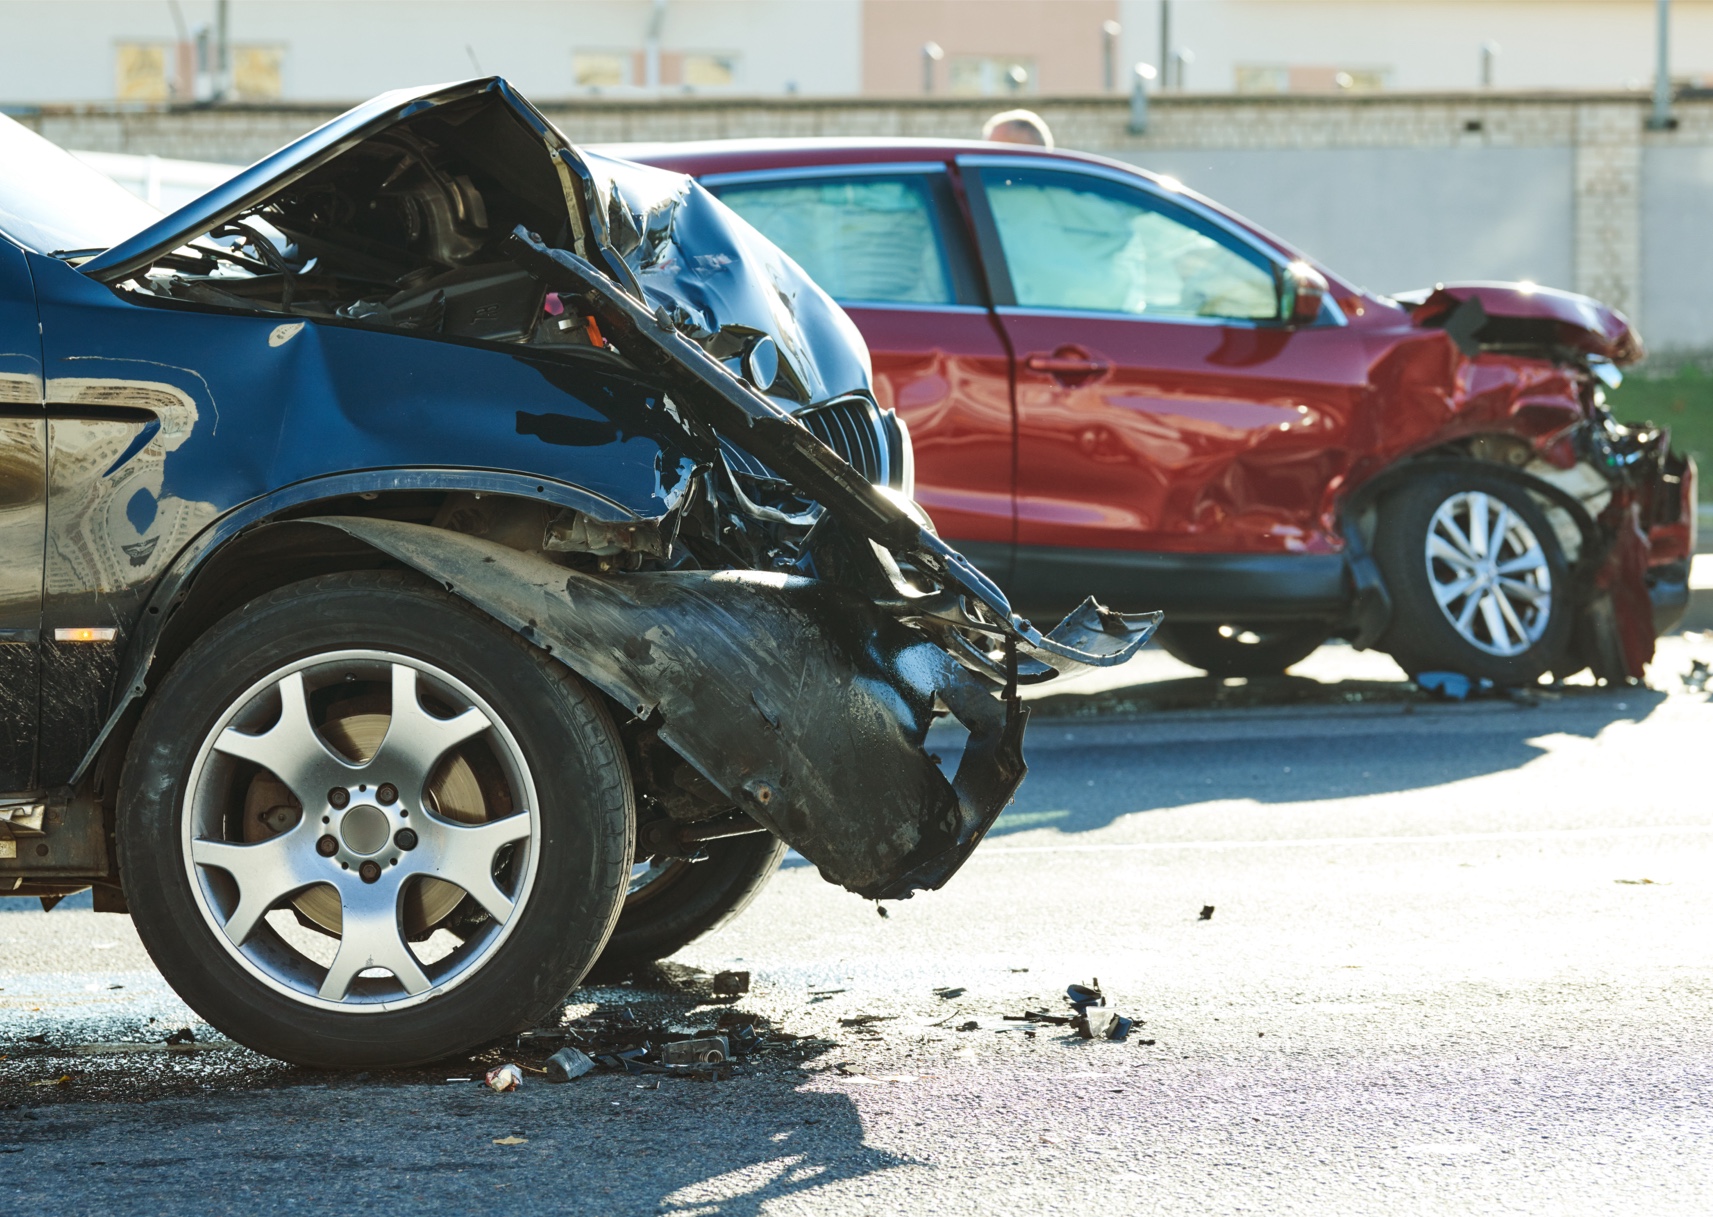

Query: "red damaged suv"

xmin=626 ymin=139 xmax=1693 ymax=684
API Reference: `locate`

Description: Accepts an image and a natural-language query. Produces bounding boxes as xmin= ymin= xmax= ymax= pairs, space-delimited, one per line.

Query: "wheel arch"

xmin=1336 ymin=454 xmax=1603 ymax=650
xmin=78 ymin=467 xmax=649 ymax=796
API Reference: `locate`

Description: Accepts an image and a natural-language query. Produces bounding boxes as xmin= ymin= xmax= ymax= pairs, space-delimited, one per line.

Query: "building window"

xmin=231 ymin=45 xmax=284 ymax=101
xmin=115 ymin=40 xmax=282 ymax=102
xmin=949 ymin=56 xmax=1035 ymax=96
xmin=115 ymin=43 xmax=171 ymax=103
xmin=682 ymin=53 xmax=738 ymax=89
xmin=1235 ymin=64 xmax=1389 ymax=93
xmin=573 ymin=51 xmax=632 ymax=89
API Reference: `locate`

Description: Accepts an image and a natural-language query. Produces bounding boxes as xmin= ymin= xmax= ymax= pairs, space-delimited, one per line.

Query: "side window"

xmin=977 ymin=167 xmax=1280 ymax=322
xmin=714 ymin=174 xmax=961 ymax=306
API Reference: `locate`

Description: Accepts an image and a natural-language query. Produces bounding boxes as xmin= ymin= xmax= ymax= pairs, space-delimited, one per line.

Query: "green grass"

xmin=1608 ymin=365 xmax=1713 ymax=500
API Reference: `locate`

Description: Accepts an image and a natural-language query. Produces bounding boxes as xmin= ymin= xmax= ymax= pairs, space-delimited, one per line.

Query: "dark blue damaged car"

xmin=0 ymin=78 xmax=1155 ymax=1067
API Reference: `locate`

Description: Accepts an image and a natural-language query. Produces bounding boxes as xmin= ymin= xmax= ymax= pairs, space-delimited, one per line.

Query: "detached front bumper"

xmin=308 ymin=517 xmax=1150 ymax=898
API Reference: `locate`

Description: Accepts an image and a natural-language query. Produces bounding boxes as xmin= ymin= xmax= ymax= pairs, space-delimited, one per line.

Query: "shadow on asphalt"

xmin=981 ymin=675 xmax=1671 ymax=839
xmin=757 ymin=674 xmax=1685 ymax=864
xmin=1 ymin=964 xmax=907 ymax=1212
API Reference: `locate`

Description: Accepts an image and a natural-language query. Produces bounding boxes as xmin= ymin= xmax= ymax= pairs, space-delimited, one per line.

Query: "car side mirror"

xmin=1280 ymin=261 xmax=1329 ymax=326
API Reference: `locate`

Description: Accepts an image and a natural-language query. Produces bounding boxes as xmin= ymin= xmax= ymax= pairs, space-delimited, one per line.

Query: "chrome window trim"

xmin=995 ymin=298 xmax=1347 ymax=328
xmin=838 ymin=300 xmax=989 ymax=316
xmin=699 ymin=162 xmax=950 ymax=189
xmin=998 ymin=305 xmax=1261 ymax=329
xmin=958 ymin=153 xmax=1347 ymax=329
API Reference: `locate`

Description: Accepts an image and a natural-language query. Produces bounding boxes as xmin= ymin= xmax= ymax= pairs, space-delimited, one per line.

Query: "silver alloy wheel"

xmin=1424 ymin=490 xmax=1553 ymax=657
xmin=181 ymin=650 xmax=540 ymax=1012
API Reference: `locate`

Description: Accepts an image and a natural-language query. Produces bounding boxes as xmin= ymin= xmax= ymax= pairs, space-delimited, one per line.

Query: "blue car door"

xmin=0 ymin=235 xmax=44 ymax=792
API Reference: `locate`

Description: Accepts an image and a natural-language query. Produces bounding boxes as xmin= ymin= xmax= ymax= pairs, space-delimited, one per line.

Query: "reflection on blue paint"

xmin=125 ymin=486 xmax=157 ymax=534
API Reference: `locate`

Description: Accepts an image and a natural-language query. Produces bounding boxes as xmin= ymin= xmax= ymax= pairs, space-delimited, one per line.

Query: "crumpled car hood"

xmin=581 ymin=151 xmax=872 ymax=406
xmin=1397 ymin=280 xmax=1642 ymax=366
xmin=78 ymin=76 xmax=867 ymax=407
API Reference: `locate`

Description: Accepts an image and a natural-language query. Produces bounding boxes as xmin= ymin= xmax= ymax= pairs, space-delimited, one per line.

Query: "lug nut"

xmin=328 ymin=787 xmax=350 ymax=809
xmin=394 ymin=828 xmax=418 ymax=851
xmin=359 ymin=860 xmax=381 ymax=884
xmin=316 ymin=835 xmax=338 ymax=857
xmin=377 ymin=783 xmax=398 ymax=805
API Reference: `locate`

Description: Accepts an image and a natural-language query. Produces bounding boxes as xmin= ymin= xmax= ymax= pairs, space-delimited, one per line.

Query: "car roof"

xmin=595 ymin=136 xmax=1137 ymax=180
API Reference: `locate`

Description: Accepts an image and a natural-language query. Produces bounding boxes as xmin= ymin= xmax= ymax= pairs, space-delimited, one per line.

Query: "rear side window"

xmin=977 ymin=166 xmax=1279 ymax=322
xmin=714 ymin=173 xmax=967 ymax=307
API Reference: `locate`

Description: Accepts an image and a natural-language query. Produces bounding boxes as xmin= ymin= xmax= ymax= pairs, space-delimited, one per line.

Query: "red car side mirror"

xmin=1281 ymin=261 xmax=1329 ymax=325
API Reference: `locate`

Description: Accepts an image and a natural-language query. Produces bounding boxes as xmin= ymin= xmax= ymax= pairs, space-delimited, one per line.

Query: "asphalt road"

xmin=4 ymin=637 xmax=1713 ymax=1215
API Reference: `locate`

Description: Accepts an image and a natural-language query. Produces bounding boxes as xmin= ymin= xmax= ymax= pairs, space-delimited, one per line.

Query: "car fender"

xmin=69 ymin=469 xmax=662 ymax=788
xmin=287 ymin=515 xmax=1026 ymax=901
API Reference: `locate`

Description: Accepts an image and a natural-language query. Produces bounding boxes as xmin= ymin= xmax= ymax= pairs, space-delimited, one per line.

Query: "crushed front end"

xmin=1397 ymin=283 xmax=1695 ymax=681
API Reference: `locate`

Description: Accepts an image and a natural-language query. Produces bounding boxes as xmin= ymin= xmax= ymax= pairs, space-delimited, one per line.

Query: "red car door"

xmin=706 ymin=165 xmax=1016 ymax=581
xmin=961 ymin=157 xmax=1370 ymax=619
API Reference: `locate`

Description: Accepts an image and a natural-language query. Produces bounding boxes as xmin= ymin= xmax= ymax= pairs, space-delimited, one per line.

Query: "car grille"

xmin=720 ymin=396 xmax=898 ymax=488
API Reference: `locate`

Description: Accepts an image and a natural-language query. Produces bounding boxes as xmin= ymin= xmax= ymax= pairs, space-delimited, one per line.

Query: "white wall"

xmin=1117 ymin=0 xmax=1713 ymax=93
xmin=1111 ymin=145 xmax=1576 ymax=297
xmin=0 ymin=0 xmax=863 ymax=104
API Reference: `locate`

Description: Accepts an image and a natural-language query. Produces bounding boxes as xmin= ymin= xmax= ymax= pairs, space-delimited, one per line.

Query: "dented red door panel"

xmin=998 ymin=310 xmax=1368 ymax=554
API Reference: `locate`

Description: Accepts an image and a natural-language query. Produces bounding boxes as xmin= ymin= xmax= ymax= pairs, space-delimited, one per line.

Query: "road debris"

xmin=516 ymin=1007 xmax=772 ymax=1081
xmin=485 ymin=1063 xmax=523 ymax=1092
xmin=1199 ymin=905 xmax=1216 ymax=921
xmin=662 ymin=1036 xmax=729 ymax=1065
xmin=1685 ymin=660 xmax=1710 ymax=691
xmin=712 ymin=970 xmax=750 ymax=997
xmin=956 ymin=1021 xmax=980 ymax=1032
xmin=163 ymin=1028 xmax=195 ymax=1046
xmin=1004 ymin=980 xmax=1138 ymax=1042
xmin=1615 ymin=878 xmax=1666 ymax=885
xmin=492 ymin=1135 xmax=528 ymax=1146
xmin=875 ymin=903 xmax=890 ymax=919
xmin=1084 ymin=1009 xmax=1134 ymax=1041
xmin=934 ymin=987 xmax=967 ymax=1000
xmin=544 ymin=1047 xmax=596 ymax=1083
xmin=1067 ymin=981 xmax=1104 ymax=1014
xmin=838 ymin=1015 xmax=894 ymax=1027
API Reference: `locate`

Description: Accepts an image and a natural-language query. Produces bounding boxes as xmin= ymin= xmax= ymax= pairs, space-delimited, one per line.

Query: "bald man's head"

xmin=981 ymin=109 xmax=1054 ymax=149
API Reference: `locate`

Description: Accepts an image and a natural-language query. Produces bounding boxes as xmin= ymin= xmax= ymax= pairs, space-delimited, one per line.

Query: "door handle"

xmin=1024 ymin=352 xmax=1111 ymax=379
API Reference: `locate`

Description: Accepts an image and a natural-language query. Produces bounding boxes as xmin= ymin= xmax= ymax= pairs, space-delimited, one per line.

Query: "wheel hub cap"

xmin=338 ymin=805 xmax=390 ymax=856
xmin=1424 ymin=489 xmax=1552 ymax=658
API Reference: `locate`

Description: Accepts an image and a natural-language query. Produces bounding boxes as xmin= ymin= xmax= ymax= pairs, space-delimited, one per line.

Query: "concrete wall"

xmin=13 ymin=89 xmax=1712 ymax=355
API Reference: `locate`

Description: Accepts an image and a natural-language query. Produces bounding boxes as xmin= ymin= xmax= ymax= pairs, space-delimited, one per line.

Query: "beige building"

xmin=1 ymin=0 xmax=1710 ymax=106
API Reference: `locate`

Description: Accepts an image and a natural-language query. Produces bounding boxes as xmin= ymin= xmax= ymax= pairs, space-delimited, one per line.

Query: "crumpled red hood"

xmin=1400 ymin=281 xmax=1642 ymax=366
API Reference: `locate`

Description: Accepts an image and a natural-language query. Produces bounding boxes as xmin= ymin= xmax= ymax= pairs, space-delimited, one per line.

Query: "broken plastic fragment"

xmin=545 ymin=1047 xmax=596 ymax=1083
xmin=1066 ymin=981 xmax=1104 ymax=1015
xmin=662 ymin=1036 xmax=729 ymax=1065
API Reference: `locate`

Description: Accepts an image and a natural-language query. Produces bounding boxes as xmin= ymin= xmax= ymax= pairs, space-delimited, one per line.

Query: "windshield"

xmin=0 ymin=113 xmax=161 ymax=254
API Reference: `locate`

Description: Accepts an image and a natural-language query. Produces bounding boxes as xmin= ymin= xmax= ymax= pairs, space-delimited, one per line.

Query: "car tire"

xmin=117 ymin=571 xmax=634 ymax=1069
xmin=1154 ymin=621 xmax=1329 ymax=677
xmin=592 ymin=832 xmax=787 ymax=975
xmin=1374 ymin=469 xmax=1571 ymax=684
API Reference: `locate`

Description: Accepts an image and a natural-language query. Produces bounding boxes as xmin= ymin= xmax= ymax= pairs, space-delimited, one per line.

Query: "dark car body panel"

xmin=625 ymin=138 xmax=1693 ymax=677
